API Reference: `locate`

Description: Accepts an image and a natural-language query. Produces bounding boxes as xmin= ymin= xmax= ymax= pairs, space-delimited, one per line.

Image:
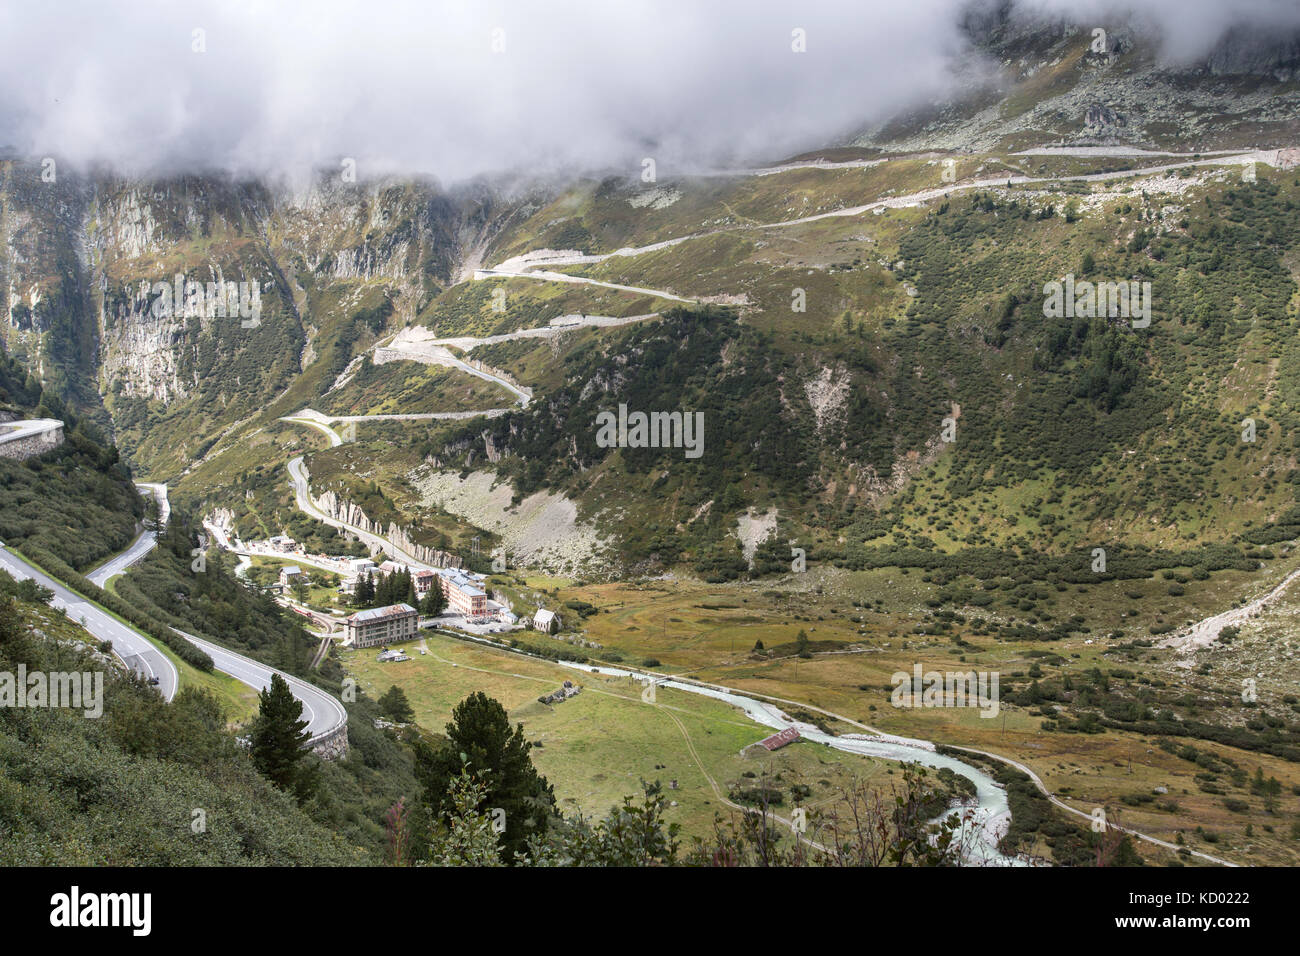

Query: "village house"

xmin=344 ymin=603 xmax=419 ymax=648
xmin=339 ymin=558 xmax=378 ymax=596
xmin=279 ymin=565 xmax=305 ymax=588
xmin=755 ymin=727 xmax=801 ymax=752
xmin=538 ymin=679 xmax=580 ymax=705
xmin=413 ymin=569 xmax=438 ymax=597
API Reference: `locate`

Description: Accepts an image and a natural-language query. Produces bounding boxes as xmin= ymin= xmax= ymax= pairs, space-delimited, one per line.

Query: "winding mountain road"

xmin=369 ymin=331 xmax=535 ymax=407
xmin=87 ymin=484 xmax=168 ymax=588
xmin=284 ymin=453 xmax=435 ymax=571
xmin=230 ymin=144 xmax=1290 ymax=854
xmin=0 ymin=543 xmax=181 ymax=700
xmin=272 ymin=374 xmax=536 ymax=574
xmin=472 ymin=147 xmax=1273 ymax=304
xmin=2 ymin=476 xmax=346 ymax=747
xmin=117 ymin=505 xmax=349 ymax=737
xmin=178 ymin=628 xmax=346 ymax=743
xmin=473 ymin=266 xmax=700 ymax=304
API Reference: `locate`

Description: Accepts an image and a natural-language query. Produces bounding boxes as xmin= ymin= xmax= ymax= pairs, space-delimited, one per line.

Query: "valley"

xmin=6 ymin=1 xmax=1300 ymax=882
xmin=169 ymin=150 xmax=1300 ymax=858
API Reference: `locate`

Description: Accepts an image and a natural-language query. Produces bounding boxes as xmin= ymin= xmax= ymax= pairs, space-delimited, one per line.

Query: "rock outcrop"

xmin=313 ymin=488 xmax=463 ymax=569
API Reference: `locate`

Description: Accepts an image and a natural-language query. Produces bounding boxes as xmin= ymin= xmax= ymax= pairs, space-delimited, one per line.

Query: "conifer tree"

xmin=421 ymin=582 xmax=446 ymax=616
xmin=415 ymin=692 xmax=555 ymax=862
xmin=249 ymin=673 xmax=317 ymax=803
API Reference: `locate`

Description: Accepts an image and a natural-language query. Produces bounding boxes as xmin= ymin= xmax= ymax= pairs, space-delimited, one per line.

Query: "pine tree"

xmin=378 ymin=685 xmax=415 ymax=723
xmin=415 ymin=691 xmax=556 ymax=863
xmin=421 ymin=582 xmax=446 ymax=616
xmin=354 ymin=571 xmax=375 ymax=606
xmin=249 ymin=673 xmax=317 ymax=803
xmin=376 ymin=570 xmax=395 ymax=606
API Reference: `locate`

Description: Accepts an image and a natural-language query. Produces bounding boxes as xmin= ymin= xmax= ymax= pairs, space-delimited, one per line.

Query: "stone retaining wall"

xmin=309 ymin=722 xmax=349 ymax=760
xmin=0 ymin=423 xmax=64 ymax=460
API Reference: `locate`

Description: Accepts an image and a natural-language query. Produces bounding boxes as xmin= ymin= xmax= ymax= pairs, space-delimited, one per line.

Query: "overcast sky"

xmin=0 ymin=0 xmax=1295 ymax=184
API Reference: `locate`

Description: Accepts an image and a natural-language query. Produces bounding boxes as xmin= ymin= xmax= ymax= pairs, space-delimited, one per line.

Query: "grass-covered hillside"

xmin=396 ymin=165 xmax=1300 ymax=577
xmin=0 ymin=571 xmax=364 ymax=865
xmin=126 ymin=152 xmax=1300 ymax=590
xmin=0 ymin=347 xmax=142 ymax=569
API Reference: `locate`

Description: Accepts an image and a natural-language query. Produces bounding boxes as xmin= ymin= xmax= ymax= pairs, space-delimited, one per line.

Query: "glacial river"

xmin=559 ymin=661 xmax=1028 ymax=865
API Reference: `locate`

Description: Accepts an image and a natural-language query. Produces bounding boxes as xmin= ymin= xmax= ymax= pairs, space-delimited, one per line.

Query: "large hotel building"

xmin=436 ymin=569 xmax=488 ymax=618
xmin=344 ymin=603 xmax=419 ymax=648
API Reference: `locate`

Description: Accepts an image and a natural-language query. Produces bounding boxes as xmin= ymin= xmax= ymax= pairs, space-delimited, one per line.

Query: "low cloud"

xmin=1011 ymin=0 xmax=1300 ymax=64
xmin=0 ymin=0 xmax=1295 ymax=184
xmin=0 ymin=0 xmax=967 ymax=182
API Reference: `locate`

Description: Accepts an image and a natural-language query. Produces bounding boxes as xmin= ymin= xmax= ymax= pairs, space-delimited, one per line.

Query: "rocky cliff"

xmin=1 ymin=163 xmax=537 ymax=477
xmin=314 ymin=488 xmax=463 ymax=569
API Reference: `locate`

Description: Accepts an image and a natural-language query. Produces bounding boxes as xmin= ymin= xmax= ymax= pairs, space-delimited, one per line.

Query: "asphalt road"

xmin=2 ymin=477 xmax=346 ymax=745
xmin=0 ymin=544 xmax=180 ymax=700
xmin=179 ymin=629 xmax=346 ymax=741
xmin=87 ymin=528 xmax=156 ymax=587
xmin=154 ymin=480 xmax=346 ymax=741
xmin=0 ymin=417 xmax=63 ymax=446
xmin=87 ymin=483 xmax=168 ymax=588
xmin=286 ymin=454 xmax=432 ymax=569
